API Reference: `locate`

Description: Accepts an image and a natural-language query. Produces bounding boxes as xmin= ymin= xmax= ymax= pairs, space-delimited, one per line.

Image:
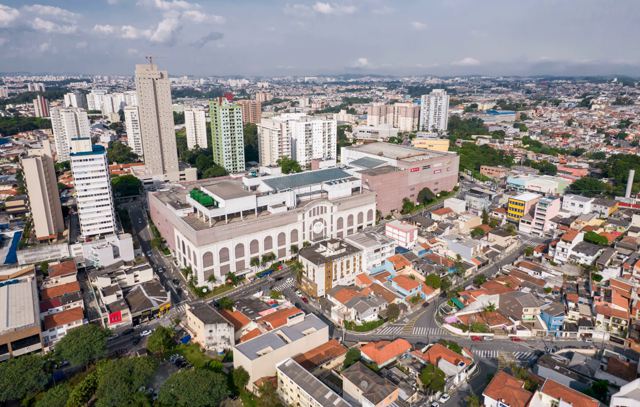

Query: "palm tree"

xmin=484 ymin=302 xmax=496 ymax=313
xmin=291 ymin=261 xmax=304 ymax=284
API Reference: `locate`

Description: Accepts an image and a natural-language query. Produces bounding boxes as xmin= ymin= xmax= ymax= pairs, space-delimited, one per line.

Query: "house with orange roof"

xmin=391 ymin=275 xmax=421 ymax=300
xmin=42 ymin=306 xmax=86 ymax=346
xmin=482 ymin=370 xmax=532 ymax=407
xmin=258 ymin=307 xmax=304 ymax=330
xmin=360 ymin=338 xmax=411 ymax=368
xmin=411 ymin=343 xmax=474 ymax=386
xmin=219 ymin=308 xmax=258 ymax=341
xmin=293 ymin=339 xmax=347 ymax=372
xmin=529 ymin=379 xmax=599 ymax=407
xmin=355 ymin=273 xmax=373 ymax=288
xmin=42 ymin=260 xmax=77 ymax=288
xmin=40 ymin=281 xmax=81 ymax=301
xmin=431 ymin=207 xmax=454 ymax=221
xmin=595 ymin=303 xmax=629 ymax=339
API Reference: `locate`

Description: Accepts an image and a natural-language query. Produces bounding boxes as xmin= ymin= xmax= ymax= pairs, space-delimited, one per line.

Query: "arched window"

xmin=290 ymin=229 xmax=299 ymax=244
xmin=337 ymin=217 xmax=343 ymax=229
xmin=367 ymin=209 xmax=374 ymax=222
xmin=235 ymin=243 xmax=245 ymax=259
xmin=264 ymin=236 xmax=273 ymax=250
xmin=250 ymin=239 xmax=259 ymax=255
xmin=278 ymin=232 xmax=286 ymax=247
xmin=357 ymin=212 xmax=364 ymax=225
xmin=202 ymin=252 xmax=213 ymax=268
xmin=347 ymin=214 xmax=354 ymax=227
xmin=219 ymin=247 xmax=229 ymax=263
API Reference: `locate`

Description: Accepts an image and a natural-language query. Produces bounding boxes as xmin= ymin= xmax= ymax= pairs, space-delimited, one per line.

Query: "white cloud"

xmin=32 ymin=17 xmax=77 ymax=34
xmin=38 ymin=41 xmax=54 ymax=53
xmin=127 ymin=48 xmax=139 ymax=55
xmin=285 ymin=2 xmax=356 ymax=16
xmin=354 ymin=57 xmax=369 ymax=67
xmin=372 ymin=6 xmax=393 ymax=15
xmin=121 ymin=25 xmax=151 ymax=39
xmin=93 ymin=24 xmax=116 ymax=34
xmin=183 ymin=9 xmax=225 ymax=24
xmin=312 ymin=2 xmax=356 ymax=15
xmin=0 ymin=37 xmax=8 ymax=46
xmin=453 ymin=57 xmax=480 ymax=66
xmin=23 ymin=4 xmax=78 ymax=21
xmin=76 ymin=41 xmax=88 ymax=49
xmin=149 ymin=16 xmax=181 ymax=43
xmin=149 ymin=0 xmax=195 ymax=11
xmin=0 ymin=4 xmax=20 ymax=27
xmin=411 ymin=21 xmax=427 ymax=31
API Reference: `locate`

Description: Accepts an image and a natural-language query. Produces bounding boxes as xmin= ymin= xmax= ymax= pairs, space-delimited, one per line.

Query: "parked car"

xmin=301 ymin=297 xmax=309 ymax=304
xmin=471 ymin=336 xmax=483 ymax=342
xmin=431 ymin=403 xmax=440 ymax=407
xmin=510 ymin=337 xmax=523 ymax=342
xmin=122 ymin=328 xmax=134 ymax=336
xmin=140 ymin=329 xmax=153 ymax=337
xmin=438 ymin=393 xmax=450 ymax=403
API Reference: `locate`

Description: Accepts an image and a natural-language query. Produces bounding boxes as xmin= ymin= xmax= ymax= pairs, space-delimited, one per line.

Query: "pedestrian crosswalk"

xmin=273 ymin=277 xmax=295 ymax=292
xmin=171 ymin=303 xmax=188 ymax=314
xmin=473 ymin=349 xmax=538 ymax=361
xmin=376 ymin=325 xmax=447 ymax=337
xmin=412 ymin=326 xmax=447 ymax=337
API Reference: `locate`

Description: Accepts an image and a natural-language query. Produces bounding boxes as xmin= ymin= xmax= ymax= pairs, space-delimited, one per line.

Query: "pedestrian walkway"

xmin=412 ymin=326 xmax=446 ymax=337
xmin=474 ymin=349 xmax=538 ymax=361
xmin=273 ymin=277 xmax=295 ymax=292
xmin=376 ymin=324 xmax=405 ymax=336
xmin=171 ymin=303 xmax=189 ymax=315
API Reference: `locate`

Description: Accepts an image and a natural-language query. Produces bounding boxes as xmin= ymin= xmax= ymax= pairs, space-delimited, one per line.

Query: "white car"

xmin=438 ymin=394 xmax=450 ymax=403
xmin=431 ymin=403 xmax=440 ymax=407
xmin=140 ymin=329 xmax=153 ymax=337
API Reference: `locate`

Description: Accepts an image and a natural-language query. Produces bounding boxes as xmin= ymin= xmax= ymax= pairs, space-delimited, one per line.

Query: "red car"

xmin=510 ymin=337 xmax=523 ymax=342
xmin=471 ymin=336 xmax=483 ymax=342
xmin=301 ymin=297 xmax=309 ymax=304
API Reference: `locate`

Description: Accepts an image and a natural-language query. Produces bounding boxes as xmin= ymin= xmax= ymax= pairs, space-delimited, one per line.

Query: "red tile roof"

xmin=483 ymin=371 xmax=532 ymax=407
xmin=414 ymin=343 xmax=472 ymax=367
xmin=43 ymin=307 xmax=84 ymax=330
xmin=539 ymin=379 xmax=599 ymax=407
xmin=219 ymin=309 xmax=251 ymax=331
xmin=355 ymin=273 xmax=373 ymax=287
xmin=432 ymin=207 xmax=453 ymax=217
xmin=259 ymin=307 xmax=303 ymax=330
xmin=392 ymin=275 xmax=420 ymax=291
xmin=239 ymin=328 xmax=262 ymax=343
xmin=361 ymin=339 xmax=411 ymax=366
xmin=387 ymin=254 xmax=411 ymax=271
xmin=293 ymin=339 xmax=347 ymax=371
xmin=40 ymin=281 xmax=81 ymax=300
xmin=561 ymin=229 xmax=580 ymax=243
xmin=48 ymin=260 xmax=77 ymax=278
xmin=595 ymin=304 xmax=629 ymax=320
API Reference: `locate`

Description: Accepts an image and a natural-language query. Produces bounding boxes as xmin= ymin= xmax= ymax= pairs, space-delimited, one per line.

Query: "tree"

xmin=202 ymin=165 xmax=228 ymax=179
xmin=583 ymin=379 xmax=609 ymax=402
xmin=146 ymin=326 xmax=175 ymax=357
xmin=255 ymin=381 xmax=282 ymax=407
xmin=107 ymin=140 xmax=139 ymax=164
xmin=243 ymin=123 xmax=259 ymax=162
xmin=584 ymin=231 xmax=610 ymax=246
xmin=39 ymin=261 xmax=49 ymax=275
xmin=94 ymin=356 xmax=158 ymax=407
xmin=270 ymin=290 xmax=283 ymax=300
xmin=419 ymin=364 xmax=446 ymax=394
xmin=471 ymin=227 xmax=485 ymax=238
xmin=158 ymin=369 xmax=231 ymax=407
xmin=291 ymin=261 xmax=304 ymax=283
xmin=465 ymin=394 xmax=481 ymax=407
xmin=0 ymin=354 xmax=49 ymax=403
xmin=483 ymin=303 xmax=496 ymax=313
xmin=232 ymin=367 xmax=250 ymax=391
xmin=566 ymin=177 xmax=610 ymax=197
xmin=387 ymin=303 xmax=400 ymax=321
xmin=343 ymin=348 xmax=361 ymax=369
xmin=55 ymin=324 xmax=109 ymax=367
xmin=524 ymin=246 xmax=534 ymax=257
xmin=417 ymin=187 xmax=436 ymax=205
xmin=276 ymin=156 xmax=302 ymax=174
xmin=590 ymin=151 xmax=606 ymax=160
xmin=66 ymin=370 xmax=97 ymax=407
xmin=447 ymin=115 xmax=489 ymax=140
xmin=481 ymin=209 xmax=489 ymax=225
xmin=35 ymin=384 xmax=69 ymax=407
xmin=424 ymin=274 xmax=442 ymax=289
xmin=173 ymin=111 xmax=185 ymax=125
xmin=473 ymin=275 xmax=487 ymax=286
xmin=401 ymin=197 xmax=415 ymax=214
xmin=440 ymin=277 xmax=452 ymax=294
xmin=111 ymin=174 xmax=142 ymax=197
xmin=217 ymin=296 xmax=235 ymax=310
xmin=0 ymin=116 xmax=52 ymax=136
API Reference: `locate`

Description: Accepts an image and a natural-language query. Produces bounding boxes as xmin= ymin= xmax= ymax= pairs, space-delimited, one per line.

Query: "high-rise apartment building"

xmin=184 ymin=107 xmax=208 ymax=149
xmin=50 ymin=107 xmax=90 ymax=162
xmin=392 ymin=102 xmax=420 ymax=132
xmin=135 ymin=63 xmax=180 ymax=181
xmin=27 ymin=83 xmax=45 ymax=92
xmin=21 ymin=140 xmax=64 ymax=240
xmin=86 ymin=89 xmax=107 ymax=111
xmin=236 ymin=99 xmax=262 ymax=124
xmin=33 ymin=95 xmax=50 ymax=118
xmin=255 ymin=92 xmax=272 ymax=104
xmin=258 ymin=113 xmax=336 ymax=167
xmin=210 ymin=98 xmax=245 ymax=174
xmin=367 ymin=103 xmax=392 ymax=126
xmin=63 ymin=92 xmax=88 ymax=109
xmin=123 ymin=90 xmax=138 ymax=107
xmin=0 ymin=87 xmax=9 ymax=98
xmin=124 ymin=106 xmax=144 ymax=157
xmin=70 ymin=138 xmax=117 ymax=239
xmin=419 ymin=89 xmax=449 ymax=132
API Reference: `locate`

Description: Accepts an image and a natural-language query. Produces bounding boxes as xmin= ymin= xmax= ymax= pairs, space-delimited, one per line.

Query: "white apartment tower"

xmin=63 ymin=92 xmax=88 ymax=109
xmin=258 ymin=113 xmax=336 ymax=167
xmin=419 ymin=89 xmax=449 ymax=132
xmin=184 ymin=107 xmax=208 ymax=149
xmin=124 ymin=106 xmax=144 ymax=157
xmin=135 ymin=63 xmax=180 ymax=181
xmin=210 ymin=98 xmax=245 ymax=174
xmin=70 ymin=138 xmax=117 ymax=239
xmin=21 ymin=140 xmax=65 ymax=240
xmin=50 ymin=107 xmax=90 ymax=162
xmin=33 ymin=95 xmax=50 ymax=118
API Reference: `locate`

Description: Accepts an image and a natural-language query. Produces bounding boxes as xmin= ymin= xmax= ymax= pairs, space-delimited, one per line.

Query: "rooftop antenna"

xmin=145 ymin=55 xmax=153 ymax=65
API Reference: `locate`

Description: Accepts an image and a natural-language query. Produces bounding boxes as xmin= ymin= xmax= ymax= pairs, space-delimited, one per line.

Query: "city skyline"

xmin=0 ymin=0 xmax=639 ymax=76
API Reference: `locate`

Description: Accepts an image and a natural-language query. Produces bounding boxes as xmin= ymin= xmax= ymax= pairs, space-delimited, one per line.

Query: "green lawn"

xmin=344 ymin=319 xmax=385 ymax=332
xmin=175 ymin=343 xmax=213 ymax=369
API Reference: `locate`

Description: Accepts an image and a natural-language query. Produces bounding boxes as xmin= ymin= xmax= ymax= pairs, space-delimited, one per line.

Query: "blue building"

xmin=540 ymin=302 xmax=565 ymax=336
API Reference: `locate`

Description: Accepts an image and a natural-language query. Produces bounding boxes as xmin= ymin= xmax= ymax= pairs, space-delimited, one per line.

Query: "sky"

xmin=0 ymin=0 xmax=639 ymax=77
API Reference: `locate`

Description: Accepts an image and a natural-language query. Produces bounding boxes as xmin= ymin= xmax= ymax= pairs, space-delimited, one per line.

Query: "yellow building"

xmin=411 ymin=137 xmax=450 ymax=152
xmin=507 ymin=192 xmax=541 ymax=222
